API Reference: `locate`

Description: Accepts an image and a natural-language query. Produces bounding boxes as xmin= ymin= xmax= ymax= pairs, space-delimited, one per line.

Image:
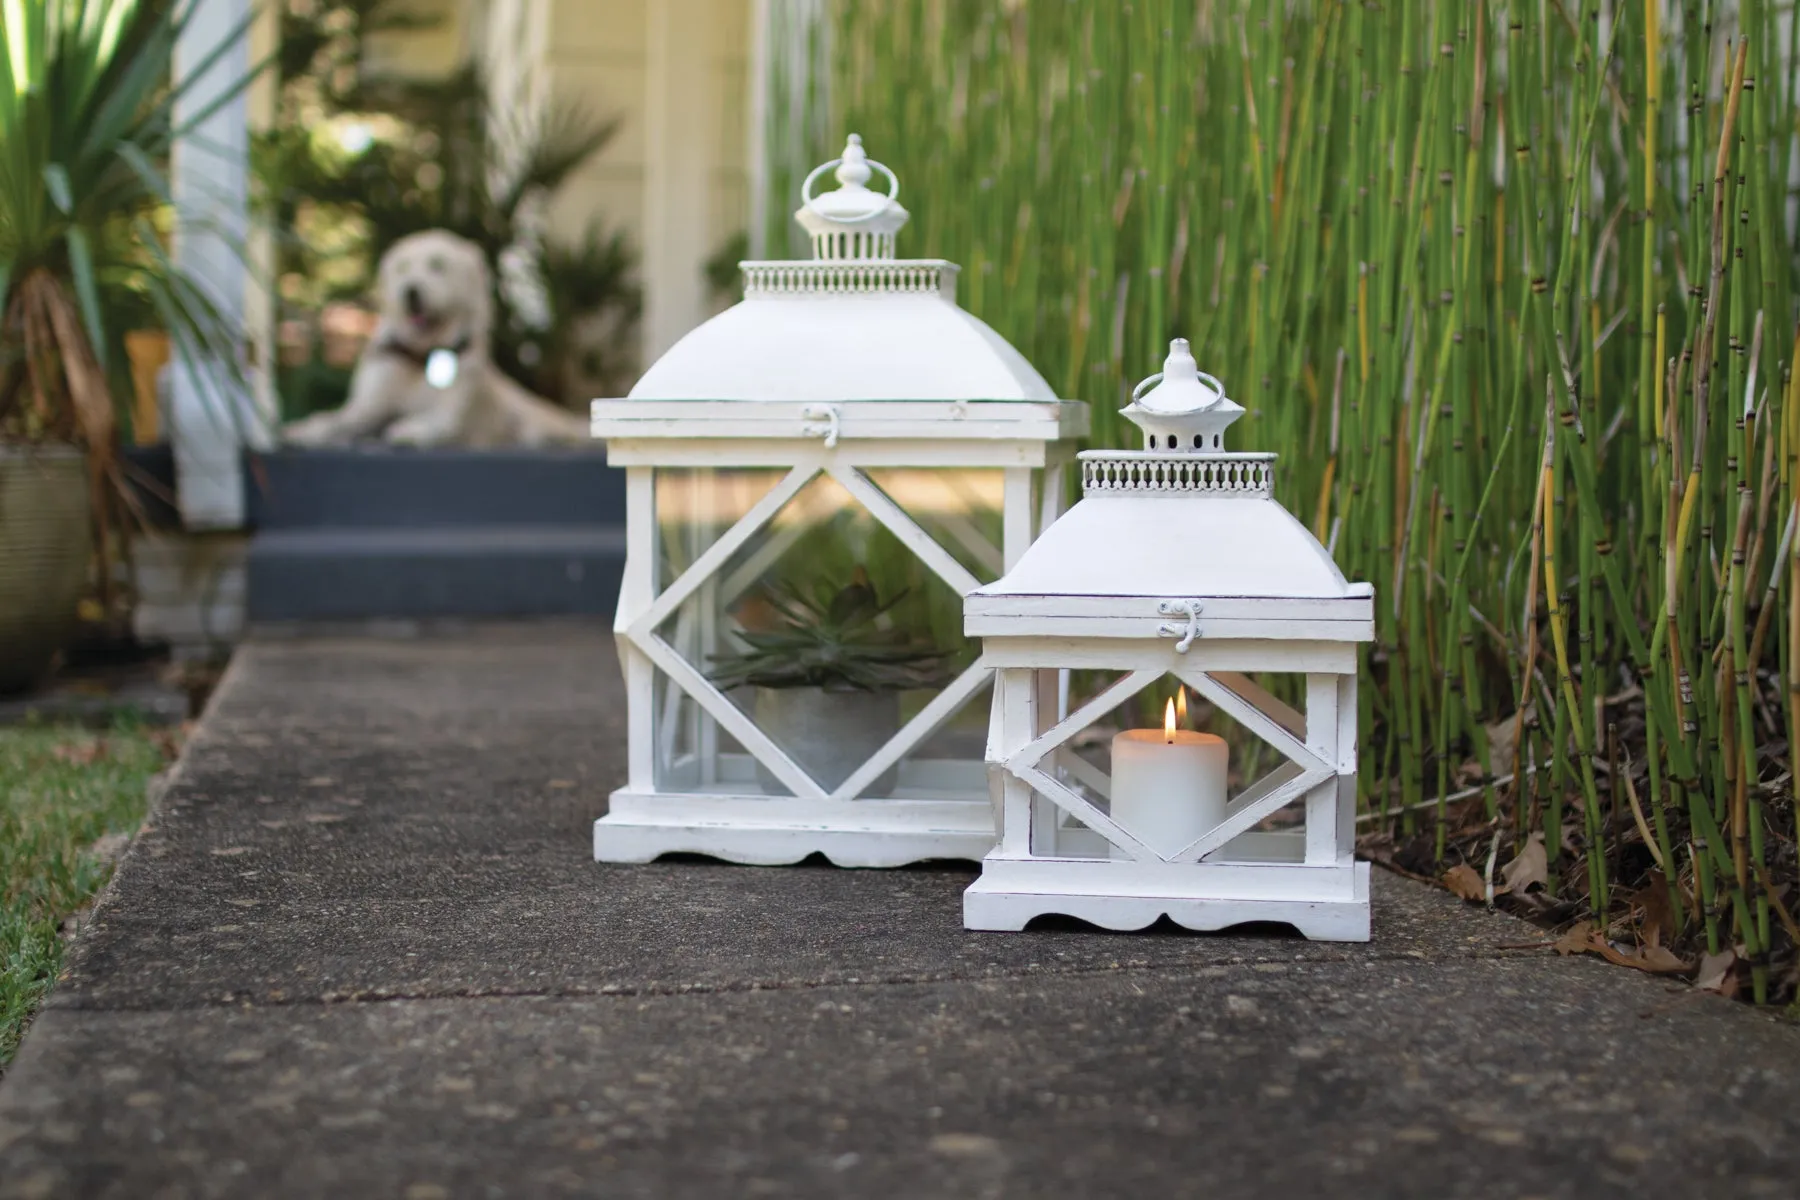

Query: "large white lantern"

xmin=961 ymin=340 xmax=1375 ymax=940
xmin=591 ymin=135 xmax=1088 ymax=868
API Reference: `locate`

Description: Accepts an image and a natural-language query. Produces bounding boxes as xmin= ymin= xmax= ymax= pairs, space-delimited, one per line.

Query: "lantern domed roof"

xmin=974 ymin=491 xmax=1361 ymax=600
xmin=970 ymin=352 xmax=1370 ymax=609
xmin=626 ymin=135 xmax=1056 ymax=404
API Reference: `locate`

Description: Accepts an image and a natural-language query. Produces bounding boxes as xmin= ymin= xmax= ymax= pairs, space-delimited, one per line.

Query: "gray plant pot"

xmin=752 ymin=686 xmax=902 ymax=798
xmin=0 ymin=446 xmax=93 ymax=693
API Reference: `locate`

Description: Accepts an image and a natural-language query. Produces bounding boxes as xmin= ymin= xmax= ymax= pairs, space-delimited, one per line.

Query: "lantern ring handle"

xmin=801 ymin=158 xmax=900 ymax=224
xmin=1131 ymin=369 xmax=1226 ymax=403
xmin=1157 ymin=599 xmax=1203 ymax=653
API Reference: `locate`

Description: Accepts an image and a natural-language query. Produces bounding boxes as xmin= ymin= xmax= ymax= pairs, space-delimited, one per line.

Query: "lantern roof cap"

xmin=794 ymin=134 xmax=911 ymax=248
xmin=1123 ymin=339 xmax=1245 ymax=448
xmin=622 ymin=133 xmax=1060 ymax=404
xmin=1131 ymin=340 xmax=1233 ymax=414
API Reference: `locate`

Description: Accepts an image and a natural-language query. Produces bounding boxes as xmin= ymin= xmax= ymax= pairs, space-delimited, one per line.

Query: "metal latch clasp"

xmin=1157 ymin=599 xmax=1203 ymax=652
xmin=801 ymin=403 xmax=841 ymax=448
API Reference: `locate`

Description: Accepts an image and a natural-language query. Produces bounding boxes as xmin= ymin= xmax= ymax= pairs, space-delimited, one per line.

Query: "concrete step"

xmin=126 ymin=444 xmax=631 ymax=622
xmin=249 ymin=446 xmax=626 ymax=529
xmin=247 ymin=525 xmax=627 ymax=621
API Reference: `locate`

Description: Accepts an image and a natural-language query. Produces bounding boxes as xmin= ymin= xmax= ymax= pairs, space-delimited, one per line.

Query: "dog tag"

xmin=425 ymin=348 xmax=459 ymax=389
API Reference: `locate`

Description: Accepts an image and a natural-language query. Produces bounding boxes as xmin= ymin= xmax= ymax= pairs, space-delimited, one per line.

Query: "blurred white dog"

xmin=284 ymin=230 xmax=587 ymax=448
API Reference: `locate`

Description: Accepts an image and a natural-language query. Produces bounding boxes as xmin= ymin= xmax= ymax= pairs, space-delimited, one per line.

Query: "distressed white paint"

xmin=961 ymin=341 xmax=1375 ymax=941
xmin=593 ymin=138 xmax=1085 ymax=867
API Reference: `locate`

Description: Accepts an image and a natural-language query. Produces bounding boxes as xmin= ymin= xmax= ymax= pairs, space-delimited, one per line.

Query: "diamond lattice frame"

xmin=1002 ymin=667 xmax=1334 ymax=864
xmin=626 ymin=464 xmax=998 ymax=801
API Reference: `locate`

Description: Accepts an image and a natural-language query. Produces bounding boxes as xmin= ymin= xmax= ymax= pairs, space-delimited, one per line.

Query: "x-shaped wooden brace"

xmin=626 ymin=464 xmax=995 ymax=801
xmin=1004 ymin=668 xmax=1333 ymax=863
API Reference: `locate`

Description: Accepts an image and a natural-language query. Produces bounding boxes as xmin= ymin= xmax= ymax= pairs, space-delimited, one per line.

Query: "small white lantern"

xmin=591 ymin=135 xmax=1088 ymax=868
xmin=961 ymin=339 xmax=1375 ymax=940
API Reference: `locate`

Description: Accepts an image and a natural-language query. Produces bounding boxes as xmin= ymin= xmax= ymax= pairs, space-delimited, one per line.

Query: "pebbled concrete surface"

xmin=2 ymin=628 xmax=1798 ymax=1199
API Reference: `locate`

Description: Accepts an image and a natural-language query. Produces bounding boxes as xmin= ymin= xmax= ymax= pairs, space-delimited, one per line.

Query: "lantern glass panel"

xmin=858 ymin=468 xmax=1007 ymax=585
xmin=655 ymin=467 xmax=790 ymax=582
xmin=647 ymin=469 xmax=993 ymax=800
xmin=1013 ymin=668 xmax=1319 ymax=864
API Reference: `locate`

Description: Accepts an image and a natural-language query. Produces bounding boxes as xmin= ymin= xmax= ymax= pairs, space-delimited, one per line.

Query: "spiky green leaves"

xmin=709 ymin=566 xmax=956 ymax=693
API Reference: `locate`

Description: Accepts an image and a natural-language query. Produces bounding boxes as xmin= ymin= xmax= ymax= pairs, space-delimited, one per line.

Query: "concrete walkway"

xmin=2 ymin=627 xmax=1797 ymax=1199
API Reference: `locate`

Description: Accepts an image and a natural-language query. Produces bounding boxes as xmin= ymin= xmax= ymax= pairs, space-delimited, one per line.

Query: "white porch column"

xmin=642 ymin=0 xmax=721 ymax=361
xmin=169 ymin=0 xmax=271 ymax=530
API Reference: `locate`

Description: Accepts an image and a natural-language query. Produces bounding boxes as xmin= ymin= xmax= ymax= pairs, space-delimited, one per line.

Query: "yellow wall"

xmin=545 ymin=0 xmax=750 ymax=357
xmin=362 ymin=0 xmax=752 ymax=364
xmin=543 ymin=0 xmax=649 ymax=238
xmin=363 ymin=0 xmax=470 ymax=79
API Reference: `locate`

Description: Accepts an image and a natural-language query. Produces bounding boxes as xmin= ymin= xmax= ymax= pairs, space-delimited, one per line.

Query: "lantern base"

xmin=594 ymin=790 xmax=995 ymax=868
xmin=962 ymin=857 xmax=1370 ymax=942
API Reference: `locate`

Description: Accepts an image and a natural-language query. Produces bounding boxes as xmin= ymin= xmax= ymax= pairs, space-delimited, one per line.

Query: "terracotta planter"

xmin=752 ymin=685 xmax=901 ymax=797
xmin=0 ymin=446 xmax=92 ymax=693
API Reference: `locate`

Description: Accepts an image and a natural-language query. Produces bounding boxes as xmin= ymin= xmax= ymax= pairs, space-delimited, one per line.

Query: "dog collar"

xmin=377 ymin=334 xmax=471 ymax=390
xmin=376 ymin=334 xmax=471 ymax=369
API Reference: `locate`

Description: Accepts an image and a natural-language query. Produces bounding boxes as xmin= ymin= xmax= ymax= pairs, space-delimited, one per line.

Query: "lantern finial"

xmin=835 ymin=134 xmax=874 ymax=187
xmin=796 ymin=134 xmax=911 ymax=261
xmin=1122 ymin=339 xmax=1246 ymax=454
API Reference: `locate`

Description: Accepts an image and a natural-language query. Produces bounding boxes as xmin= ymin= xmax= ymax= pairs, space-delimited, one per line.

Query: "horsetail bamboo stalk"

xmin=794 ymin=0 xmax=1800 ymax=995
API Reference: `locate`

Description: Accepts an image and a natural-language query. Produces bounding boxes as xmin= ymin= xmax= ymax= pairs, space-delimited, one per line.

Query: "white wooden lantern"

xmin=961 ymin=339 xmax=1375 ymax=940
xmin=591 ymin=135 xmax=1088 ymax=868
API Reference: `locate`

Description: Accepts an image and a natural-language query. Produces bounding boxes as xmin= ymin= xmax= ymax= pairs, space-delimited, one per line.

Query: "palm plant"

xmin=0 ymin=0 xmax=254 ymax=494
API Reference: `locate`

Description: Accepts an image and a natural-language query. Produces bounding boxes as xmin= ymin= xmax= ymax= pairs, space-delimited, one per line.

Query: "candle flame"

xmin=1176 ymin=686 xmax=1189 ymax=726
xmin=1164 ymin=697 xmax=1177 ymax=742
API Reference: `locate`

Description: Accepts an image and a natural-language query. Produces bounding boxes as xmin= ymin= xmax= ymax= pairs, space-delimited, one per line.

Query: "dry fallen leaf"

xmin=1499 ymin=832 xmax=1548 ymax=894
xmin=1483 ymin=711 xmax=1526 ymax=773
xmin=1694 ymin=950 xmax=1737 ymax=994
xmin=1552 ymin=919 xmax=1596 ymax=956
xmin=1633 ymin=873 xmax=1676 ymax=944
xmin=1442 ymin=864 xmax=1488 ymax=903
xmin=1595 ymin=940 xmax=1690 ymax=975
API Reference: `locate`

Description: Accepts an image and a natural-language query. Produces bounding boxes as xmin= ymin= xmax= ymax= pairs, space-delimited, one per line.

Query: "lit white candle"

xmin=1110 ymin=697 xmax=1228 ymax=858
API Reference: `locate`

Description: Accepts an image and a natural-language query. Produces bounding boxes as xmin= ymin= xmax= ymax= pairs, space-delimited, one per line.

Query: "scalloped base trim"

xmin=593 ymin=815 xmax=993 ymax=869
xmin=962 ymin=862 xmax=1370 ymax=941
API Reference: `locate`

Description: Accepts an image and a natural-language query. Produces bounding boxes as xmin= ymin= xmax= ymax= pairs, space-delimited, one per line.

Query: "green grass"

xmin=785 ymin=0 xmax=1800 ymax=1000
xmin=0 ymin=721 xmax=172 ymax=1069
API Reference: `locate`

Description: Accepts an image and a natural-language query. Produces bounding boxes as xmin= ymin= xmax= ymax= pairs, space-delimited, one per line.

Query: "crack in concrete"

xmin=50 ymin=943 xmax=1565 ymax=1016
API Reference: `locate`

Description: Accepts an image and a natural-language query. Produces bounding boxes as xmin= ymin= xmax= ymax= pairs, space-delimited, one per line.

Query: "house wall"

xmin=371 ymin=0 xmax=752 ymax=373
xmin=363 ymin=0 xmax=472 ymax=78
xmin=542 ymin=0 xmax=751 ymax=363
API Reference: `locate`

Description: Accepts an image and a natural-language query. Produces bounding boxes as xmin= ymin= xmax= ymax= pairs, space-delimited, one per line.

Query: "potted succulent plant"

xmin=711 ymin=567 xmax=953 ymax=797
xmin=0 ymin=0 xmax=250 ymax=691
